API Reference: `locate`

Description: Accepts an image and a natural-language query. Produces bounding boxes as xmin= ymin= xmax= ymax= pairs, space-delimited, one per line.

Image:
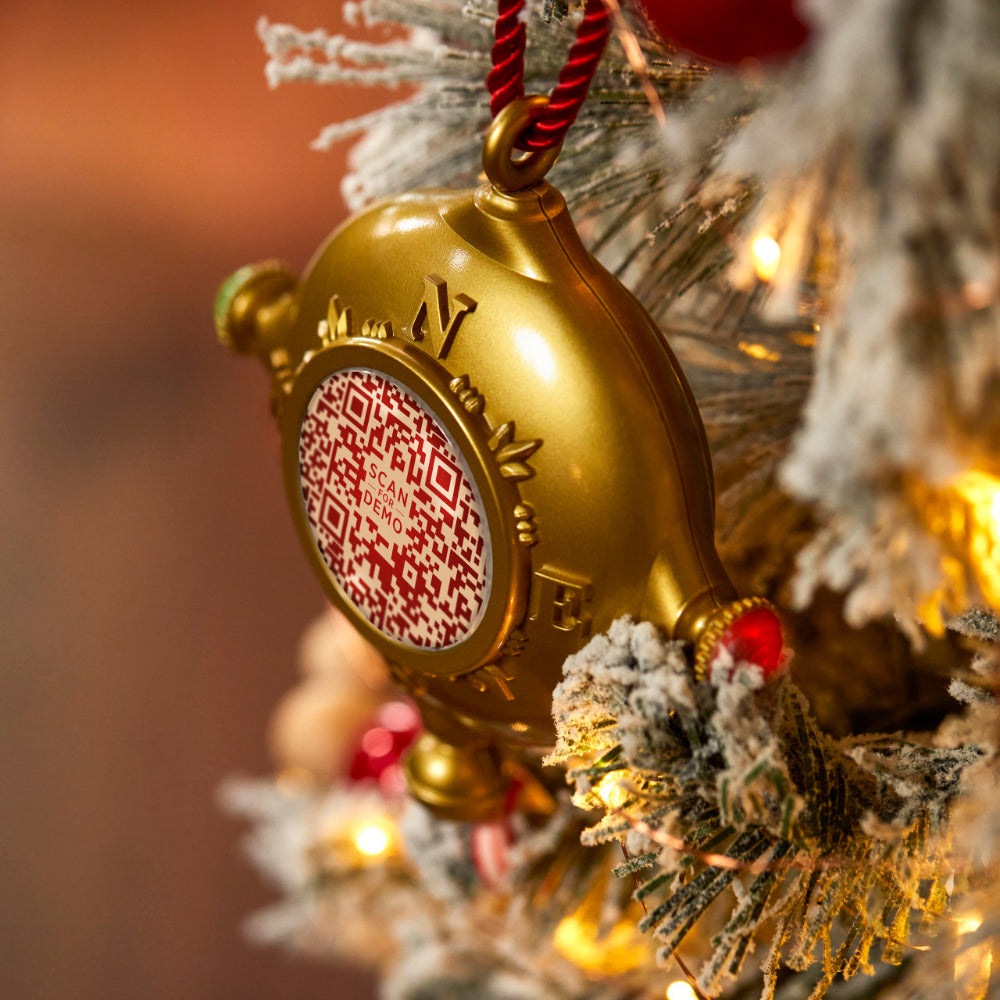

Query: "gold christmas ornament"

xmin=403 ymin=732 xmax=508 ymax=821
xmin=216 ymin=96 xmax=781 ymax=818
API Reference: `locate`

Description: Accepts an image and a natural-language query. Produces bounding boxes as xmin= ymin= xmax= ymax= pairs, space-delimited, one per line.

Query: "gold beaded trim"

xmin=692 ymin=595 xmax=779 ymax=681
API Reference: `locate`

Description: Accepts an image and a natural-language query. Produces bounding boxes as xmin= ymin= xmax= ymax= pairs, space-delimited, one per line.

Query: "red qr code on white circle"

xmin=298 ymin=368 xmax=492 ymax=649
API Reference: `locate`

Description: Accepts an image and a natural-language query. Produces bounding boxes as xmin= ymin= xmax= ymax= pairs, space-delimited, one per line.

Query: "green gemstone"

xmin=214 ymin=264 xmax=257 ymax=337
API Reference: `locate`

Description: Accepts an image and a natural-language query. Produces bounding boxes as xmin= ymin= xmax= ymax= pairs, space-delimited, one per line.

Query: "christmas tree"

xmin=220 ymin=2 xmax=1000 ymax=998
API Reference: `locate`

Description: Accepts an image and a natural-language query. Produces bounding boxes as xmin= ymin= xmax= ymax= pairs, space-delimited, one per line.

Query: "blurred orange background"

xmin=1 ymin=2 xmax=391 ymax=997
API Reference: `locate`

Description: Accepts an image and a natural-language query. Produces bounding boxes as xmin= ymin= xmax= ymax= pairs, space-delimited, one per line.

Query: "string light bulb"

xmin=738 ymin=341 xmax=781 ymax=363
xmin=354 ymin=822 xmax=392 ymax=857
xmin=751 ymin=235 xmax=781 ymax=282
xmin=667 ymin=980 xmax=697 ymax=1000
xmin=595 ymin=773 xmax=629 ymax=810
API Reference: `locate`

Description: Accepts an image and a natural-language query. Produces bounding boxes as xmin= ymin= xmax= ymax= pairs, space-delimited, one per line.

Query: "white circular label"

xmin=298 ymin=368 xmax=491 ymax=649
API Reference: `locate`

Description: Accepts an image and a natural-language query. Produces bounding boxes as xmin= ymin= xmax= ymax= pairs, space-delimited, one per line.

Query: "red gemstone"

xmin=713 ymin=606 xmax=784 ymax=679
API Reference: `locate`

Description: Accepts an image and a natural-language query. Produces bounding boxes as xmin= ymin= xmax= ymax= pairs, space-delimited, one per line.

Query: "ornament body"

xmin=217 ymin=173 xmax=772 ymax=814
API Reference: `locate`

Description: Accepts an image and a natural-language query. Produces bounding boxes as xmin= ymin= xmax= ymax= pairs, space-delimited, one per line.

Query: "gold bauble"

xmin=402 ymin=732 xmax=508 ymax=821
xmin=217 ymin=98 xmax=774 ymax=818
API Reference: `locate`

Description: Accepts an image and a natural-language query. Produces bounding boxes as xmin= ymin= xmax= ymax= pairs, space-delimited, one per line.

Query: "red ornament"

xmin=471 ymin=820 xmax=512 ymax=890
xmin=348 ymin=700 xmax=422 ymax=794
xmin=639 ymin=0 xmax=810 ymax=65
xmin=469 ymin=772 xmax=527 ymax=888
xmin=712 ymin=605 xmax=785 ymax=679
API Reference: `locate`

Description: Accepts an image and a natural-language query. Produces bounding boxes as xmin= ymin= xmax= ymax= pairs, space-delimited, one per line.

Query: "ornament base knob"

xmin=403 ymin=732 xmax=508 ymax=821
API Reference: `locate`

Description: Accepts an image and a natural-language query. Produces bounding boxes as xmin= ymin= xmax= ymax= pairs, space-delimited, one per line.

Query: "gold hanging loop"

xmin=482 ymin=95 xmax=562 ymax=192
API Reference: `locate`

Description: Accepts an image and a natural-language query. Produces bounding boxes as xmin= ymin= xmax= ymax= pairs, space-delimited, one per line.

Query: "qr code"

xmin=299 ymin=367 xmax=491 ymax=649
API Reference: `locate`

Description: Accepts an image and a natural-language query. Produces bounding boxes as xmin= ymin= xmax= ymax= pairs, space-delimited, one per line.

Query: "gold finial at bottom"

xmin=403 ymin=732 xmax=508 ymax=821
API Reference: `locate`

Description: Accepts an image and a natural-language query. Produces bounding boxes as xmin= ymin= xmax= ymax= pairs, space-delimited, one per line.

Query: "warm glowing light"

xmin=955 ymin=915 xmax=992 ymax=1000
xmin=355 ymin=824 xmax=390 ymax=856
xmin=911 ymin=470 xmax=1000 ymax=634
xmin=752 ymin=235 xmax=781 ymax=282
xmin=667 ymin=981 xmax=698 ymax=1000
xmin=553 ymin=913 xmax=648 ymax=975
xmin=595 ymin=773 xmax=629 ymax=810
xmin=952 ymin=472 xmax=1000 ymax=542
xmin=738 ymin=341 xmax=782 ymax=363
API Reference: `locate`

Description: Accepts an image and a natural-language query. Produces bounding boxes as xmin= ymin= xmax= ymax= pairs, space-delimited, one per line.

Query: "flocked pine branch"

xmin=221 ymin=776 xmax=664 ymax=1000
xmin=546 ymin=618 xmax=984 ymax=998
xmin=224 ymin=608 xmax=1000 ymax=1000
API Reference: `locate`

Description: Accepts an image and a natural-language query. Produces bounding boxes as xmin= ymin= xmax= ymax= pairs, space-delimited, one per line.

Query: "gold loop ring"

xmin=482 ymin=95 xmax=562 ymax=192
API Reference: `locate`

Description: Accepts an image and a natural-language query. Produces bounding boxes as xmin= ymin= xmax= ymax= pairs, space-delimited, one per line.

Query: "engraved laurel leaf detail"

xmin=499 ymin=462 xmax=534 ymax=481
xmin=488 ymin=422 xmax=541 ymax=480
xmin=448 ymin=374 xmax=485 ymax=414
xmin=488 ymin=421 xmax=514 ymax=451
xmin=495 ymin=439 xmax=541 ymax=464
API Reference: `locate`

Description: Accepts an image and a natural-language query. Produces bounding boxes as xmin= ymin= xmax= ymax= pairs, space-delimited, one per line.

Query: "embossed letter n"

xmin=411 ymin=274 xmax=477 ymax=360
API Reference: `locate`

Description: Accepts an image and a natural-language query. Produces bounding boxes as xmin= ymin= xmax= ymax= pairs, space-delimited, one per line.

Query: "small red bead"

xmin=713 ymin=606 xmax=784 ymax=679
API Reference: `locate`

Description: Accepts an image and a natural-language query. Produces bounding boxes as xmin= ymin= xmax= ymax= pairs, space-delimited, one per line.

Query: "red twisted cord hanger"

xmin=487 ymin=0 xmax=611 ymax=151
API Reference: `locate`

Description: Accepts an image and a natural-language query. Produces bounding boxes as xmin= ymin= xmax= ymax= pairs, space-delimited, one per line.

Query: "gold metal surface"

xmin=217 ymin=130 xmax=750 ymax=814
xmin=402 ymin=732 xmax=507 ymax=821
xmin=214 ymin=259 xmax=297 ymax=358
xmin=482 ymin=95 xmax=562 ymax=192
